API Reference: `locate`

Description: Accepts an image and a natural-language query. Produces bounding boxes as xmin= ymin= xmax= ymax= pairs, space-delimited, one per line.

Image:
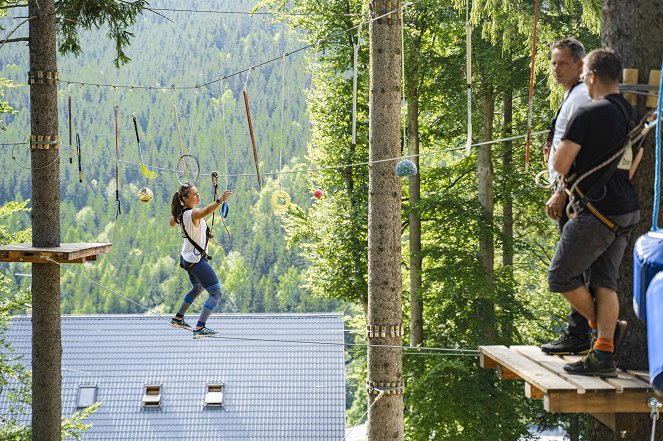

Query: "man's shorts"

xmin=548 ymin=210 xmax=639 ymax=293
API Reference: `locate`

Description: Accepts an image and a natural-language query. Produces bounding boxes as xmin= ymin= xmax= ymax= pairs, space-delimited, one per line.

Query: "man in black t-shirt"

xmin=548 ymin=48 xmax=640 ymax=377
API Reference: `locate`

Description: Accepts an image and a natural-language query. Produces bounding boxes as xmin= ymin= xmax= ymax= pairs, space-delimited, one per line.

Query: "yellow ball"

xmin=136 ymin=187 xmax=153 ymax=202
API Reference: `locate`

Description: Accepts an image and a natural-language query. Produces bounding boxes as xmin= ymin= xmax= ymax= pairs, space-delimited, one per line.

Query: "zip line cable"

xmin=52 ymin=1 xmax=418 ymax=90
xmin=6 ymin=129 xmax=547 ymax=180
xmin=44 ymin=257 xmax=478 ymax=356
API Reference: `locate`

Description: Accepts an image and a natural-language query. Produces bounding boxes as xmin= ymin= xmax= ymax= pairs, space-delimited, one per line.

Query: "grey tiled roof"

xmin=1 ymin=314 xmax=346 ymax=440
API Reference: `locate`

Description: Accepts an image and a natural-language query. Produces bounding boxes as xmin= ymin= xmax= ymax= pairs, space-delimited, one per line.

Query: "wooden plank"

xmin=479 ymin=346 xmax=576 ymax=393
xmin=545 ymin=390 xmax=652 ymax=413
xmin=513 ymin=346 xmax=617 ymax=393
xmin=627 ymin=370 xmax=650 ymax=383
xmin=0 ymin=243 xmax=111 ymax=264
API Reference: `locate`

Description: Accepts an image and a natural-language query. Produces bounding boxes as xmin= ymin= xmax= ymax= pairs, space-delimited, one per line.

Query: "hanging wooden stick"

xmin=525 ymin=0 xmax=540 ymax=172
xmin=76 ymin=133 xmax=82 ymax=183
xmin=68 ymin=95 xmax=73 ymax=164
xmin=243 ymin=87 xmax=262 ymax=189
xmin=114 ymin=105 xmax=121 ymax=218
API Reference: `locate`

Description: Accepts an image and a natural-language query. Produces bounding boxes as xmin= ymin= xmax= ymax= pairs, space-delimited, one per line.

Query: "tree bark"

xmin=366 ymin=1 xmax=404 ymax=440
xmin=28 ymin=0 xmax=62 ymax=440
xmin=593 ymin=0 xmax=663 ymax=439
xmin=477 ymin=92 xmax=496 ymax=342
xmin=407 ymin=76 xmax=423 ymax=347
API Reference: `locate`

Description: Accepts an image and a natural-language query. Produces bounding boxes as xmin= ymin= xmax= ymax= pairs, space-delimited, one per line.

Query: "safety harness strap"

xmin=179 ymin=208 xmax=211 ymax=261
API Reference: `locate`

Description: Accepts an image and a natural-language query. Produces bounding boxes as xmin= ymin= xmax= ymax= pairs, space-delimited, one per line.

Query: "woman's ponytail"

xmin=171 ymin=191 xmax=184 ymax=224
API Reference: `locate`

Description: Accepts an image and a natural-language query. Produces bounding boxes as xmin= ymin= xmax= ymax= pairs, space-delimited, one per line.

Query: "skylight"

xmin=204 ymin=384 xmax=224 ymax=407
xmin=142 ymin=384 xmax=162 ymax=408
xmin=77 ymin=385 xmax=97 ymax=409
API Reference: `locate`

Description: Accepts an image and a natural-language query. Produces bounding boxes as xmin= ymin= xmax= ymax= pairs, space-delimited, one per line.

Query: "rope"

xmin=43 ymin=257 xmax=479 ymax=356
xmin=464 ymin=0 xmax=472 ymax=156
xmin=352 ymin=41 xmax=360 ymax=145
xmin=114 ymin=104 xmax=121 ymax=218
xmin=341 ymin=391 xmax=384 ymax=441
xmin=652 ymin=57 xmax=663 ymax=230
xmin=279 ymin=53 xmax=287 ymax=187
xmin=7 ymin=129 xmax=547 ymax=179
xmin=54 ymin=1 xmax=419 ymax=90
xmin=524 ymin=0 xmax=540 ymax=171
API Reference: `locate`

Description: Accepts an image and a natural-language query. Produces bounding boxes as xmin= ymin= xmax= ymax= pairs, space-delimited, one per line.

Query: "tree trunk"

xmin=501 ymin=92 xmax=513 ymax=267
xmin=477 ymin=92 xmax=495 ymax=342
xmin=407 ymin=80 xmax=423 ymax=347
xmin=28 ymin=0 xmax=62 ymax=440
xmin=594 ymin=0 xmax=663 ymax=439
xmin=366 ymin=1 xmax=404 ymax=440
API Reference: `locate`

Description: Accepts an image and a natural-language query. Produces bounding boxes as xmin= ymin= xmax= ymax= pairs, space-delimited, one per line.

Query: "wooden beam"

xmin=545 ymin=390 xmax=652 ymax=413
xmin=480 ymin=351 xmax=497 ymax=369
xmin=589 ymin=413 xmax=636 ymax=432
xmin=497 ymin=365 xmax=521 ymax=380
xmin=0 ymin=243 xmax=111 ymax=264
xmin=525 ymin=383 xmax=544 ymax=400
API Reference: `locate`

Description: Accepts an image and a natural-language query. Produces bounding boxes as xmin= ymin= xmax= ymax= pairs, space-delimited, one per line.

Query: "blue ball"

xmin=395 ymin=159 xmax=417 ymax=177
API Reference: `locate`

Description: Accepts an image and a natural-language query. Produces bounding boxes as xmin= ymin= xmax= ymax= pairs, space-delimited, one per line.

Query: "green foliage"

xmin=56 ymin=0 xmax=148 ymax=67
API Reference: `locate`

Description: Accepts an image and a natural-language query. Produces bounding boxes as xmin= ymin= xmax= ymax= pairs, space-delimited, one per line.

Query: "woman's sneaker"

xmin=170 ymin=318 xmax=192 ymax=330
xmin=193 ymin=327 xmax=218 ymax=339
xmin=563 ymin=349 xmax=618 ymax=377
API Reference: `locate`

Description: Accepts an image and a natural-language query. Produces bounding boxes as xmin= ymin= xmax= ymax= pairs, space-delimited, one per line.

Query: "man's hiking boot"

xmin=193 ymin=326 xmax=218 ymax=339
xmin=170 ymin=318 xmax=191 ymax=330
xmin=541 ymin=331 xmax=592 ymax=355
xmin=563 ymin=349 xmax=618 ymax=377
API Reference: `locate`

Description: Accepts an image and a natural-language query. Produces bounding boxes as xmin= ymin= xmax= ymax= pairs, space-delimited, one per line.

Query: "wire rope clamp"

xmin=649 ymin=397 xmax=662 ymax=421
xmin=28 ymin=70 xmax=58 ymax=85
xmin=366 ymin=380 xmax=405 ymax=395
xmin=366 ymin=323 xmax=404 ymax=338
xmin=30 ymin=135 xmax=60 ymax=150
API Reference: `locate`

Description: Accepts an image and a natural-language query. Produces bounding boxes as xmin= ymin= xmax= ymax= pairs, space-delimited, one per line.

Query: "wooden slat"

xmin=513 ymin=346 xmax=617 ymax=393
xmin=479 ymin=346 xmax=576 ymax=393
xmin=627 ymin=370 xmax=650 ymax=383
xmin=0 ymin=243 xmax=111 ymax=264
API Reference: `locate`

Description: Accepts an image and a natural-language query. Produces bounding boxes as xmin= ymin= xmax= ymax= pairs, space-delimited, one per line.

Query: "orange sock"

xmin=589 ymin=320 xmax=598 ymax=329
xmin=593 ymin=337 xmax=614 ymax=353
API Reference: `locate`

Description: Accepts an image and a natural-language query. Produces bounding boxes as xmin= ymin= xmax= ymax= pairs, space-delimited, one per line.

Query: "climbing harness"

xmin=564 ymin=101 xmax=659 ymax=229
xmin=178 ymin=207 xmax=211 ymax=263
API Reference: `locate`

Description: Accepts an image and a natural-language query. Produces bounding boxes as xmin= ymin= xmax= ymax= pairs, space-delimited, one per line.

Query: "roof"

xmin=1 ymin=314 xmax=346 ymax=440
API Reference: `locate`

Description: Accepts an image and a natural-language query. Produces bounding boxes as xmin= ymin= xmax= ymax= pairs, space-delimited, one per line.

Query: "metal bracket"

xmin=367 ymin=323 xmax=404 ymax=338
xmin=30 ymin=135 xmax=60 ymax=150
xmin=28 ymin=70 xmax=58 ymax=85
xmin=366 ymin=380 xmax=405 ymax=395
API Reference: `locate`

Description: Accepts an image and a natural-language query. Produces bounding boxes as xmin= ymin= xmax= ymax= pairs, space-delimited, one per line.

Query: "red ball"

xmin=314 ymin=189 xmax=323 ymax=199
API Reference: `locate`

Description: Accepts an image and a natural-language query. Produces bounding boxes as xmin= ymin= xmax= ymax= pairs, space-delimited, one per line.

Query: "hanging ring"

xmin=271 ymin=190 xmax=291 ymax=211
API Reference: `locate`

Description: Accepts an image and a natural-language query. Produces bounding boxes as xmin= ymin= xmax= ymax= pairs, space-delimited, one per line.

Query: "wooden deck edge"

xmin=545 ymin=390 xmax=653 ymax=413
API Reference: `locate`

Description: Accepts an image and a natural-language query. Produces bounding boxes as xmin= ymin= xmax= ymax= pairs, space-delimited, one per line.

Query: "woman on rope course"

xmin=169 ymin=182 xmax=232 ymax=339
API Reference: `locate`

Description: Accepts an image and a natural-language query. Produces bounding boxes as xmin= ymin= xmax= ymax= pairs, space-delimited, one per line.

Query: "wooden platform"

xmin=480 ymin=345 xmax=654 ymax=432
xmin=0 ymin=243 xmax=112 ymax=264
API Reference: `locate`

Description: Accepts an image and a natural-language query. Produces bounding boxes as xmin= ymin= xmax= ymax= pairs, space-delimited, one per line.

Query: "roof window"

xmin=204 ymin=383 xmax=224 ymax=407
xmin=142 ymin=384 xmax=162 ymax=408
xmin=77 ymin=384 xmax=97 ymax=409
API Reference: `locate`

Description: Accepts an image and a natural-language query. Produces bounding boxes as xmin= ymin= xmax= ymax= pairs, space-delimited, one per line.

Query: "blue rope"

xmin=653 ymin=57 xmax=663 ymax=231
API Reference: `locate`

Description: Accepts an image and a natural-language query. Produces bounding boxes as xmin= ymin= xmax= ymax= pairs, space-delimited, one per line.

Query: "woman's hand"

xmin=219 ymin=190 xmax=232 ymax=203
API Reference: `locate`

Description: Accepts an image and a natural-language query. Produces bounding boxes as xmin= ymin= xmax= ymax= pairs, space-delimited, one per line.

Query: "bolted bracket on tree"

xmin=366 ymin=380 xmax=405 ymax=395
xmin=366 ymin=323 xmax=404 ymax=338
xmin=28 ymin=69 xmax=58 ymax=85
xmin=30 ymin=135 xmax=60 ymax=150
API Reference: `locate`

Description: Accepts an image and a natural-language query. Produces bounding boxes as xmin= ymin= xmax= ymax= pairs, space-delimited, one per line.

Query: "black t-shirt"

xmin=563 ymin=93 xmax=639 ymax=215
